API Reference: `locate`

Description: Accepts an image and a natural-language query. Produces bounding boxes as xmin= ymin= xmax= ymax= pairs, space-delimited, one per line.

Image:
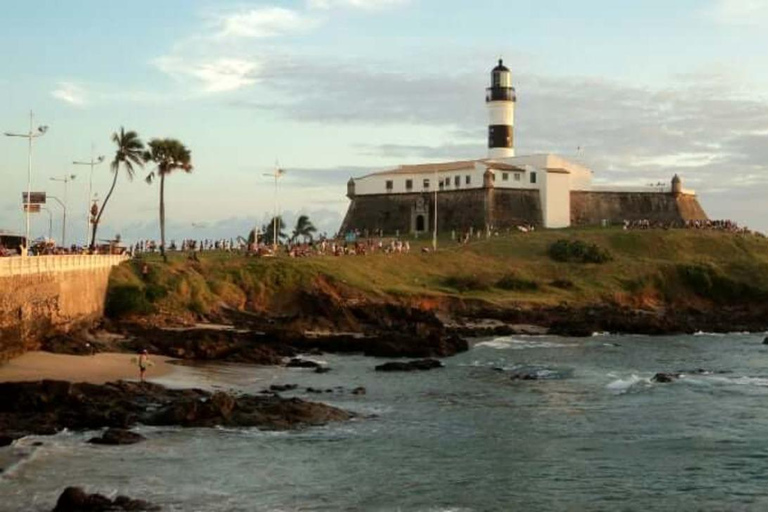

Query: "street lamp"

xmin=73 ymin=148 xmax=105 ymax=247
xmin=4 ymin=111 xmax=48 ymax=256
xmin=50 ymin=174 xmax=76 ymax=246
xmin=263 ymin=165 xmax=285 ymax=252
xmin=40 ymin=207 xmax=53 ymax=241
xmin=47 ymin=196 xmax=66 ymax=246
xmin=433 ymin=169 xmax=438 ymax=251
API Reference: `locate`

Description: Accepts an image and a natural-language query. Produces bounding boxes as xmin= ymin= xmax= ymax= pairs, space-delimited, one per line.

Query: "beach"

xmin=0 ymin=351 xmax=174 ymax=384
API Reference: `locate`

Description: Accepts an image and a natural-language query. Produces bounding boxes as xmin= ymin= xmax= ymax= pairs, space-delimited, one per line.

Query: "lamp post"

xmin=73 ymin=148 xmax=105 ymax=247
xmin=48 ymin=196 xmax=66 ymax=246
xmin=4 ymin=111 xmax=48 ymax=256
xmin=263 ymin=165 xmax=285 ymax=252
xmin=41 ymin=207 xmax=53 ymax=241
xmin=50 ymin=174 xmax=76 ymax=247
xmin=433 ymin=169 xmax=438 ymax=251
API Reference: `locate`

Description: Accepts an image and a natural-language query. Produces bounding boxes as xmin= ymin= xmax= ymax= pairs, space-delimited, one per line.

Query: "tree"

xmin=144 ymin=139 xmax=192 ymax=262
xmin=91 ymin=128 xmax=144 ymax=249
xmin=291 ymin=215 xmax=317 ymax=243
xmin=262 ymin=216 xmax=287 ymax=247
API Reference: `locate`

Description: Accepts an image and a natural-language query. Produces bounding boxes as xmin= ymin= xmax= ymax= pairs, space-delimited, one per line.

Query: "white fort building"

xmin=340 ymin=60 xmax=707 ymax=234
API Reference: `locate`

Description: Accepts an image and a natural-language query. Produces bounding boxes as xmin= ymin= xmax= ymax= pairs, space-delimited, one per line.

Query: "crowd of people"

xmin=622 ymin=218 xmax=762 ymax=235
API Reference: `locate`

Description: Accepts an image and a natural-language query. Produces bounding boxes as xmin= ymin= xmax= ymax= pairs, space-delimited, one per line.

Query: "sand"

xmin=0 ymin=351 xmax=175 ymax=384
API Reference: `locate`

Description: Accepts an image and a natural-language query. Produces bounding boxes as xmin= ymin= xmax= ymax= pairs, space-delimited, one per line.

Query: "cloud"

xmin=215 ymin=6 xmax=318 ymax=38
xmin=307 ymin=0 xmax=409 ymax=10
xmin=153 ymin=57 xmax=260 ymax=93
xmin=51 ymin=82 xmax=87 ymax=106
xmin=705 ymin=0 xmax=768 ymax=26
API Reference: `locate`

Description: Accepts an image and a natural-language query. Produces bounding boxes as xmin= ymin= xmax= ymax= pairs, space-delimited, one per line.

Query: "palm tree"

xmin=262 ymin=216 xmax=287 ymax=247
xmin=91 ymin=127 xmax=144 ymax=250
xmin=144 ymin=139 xmax=192 ymax=262
xmin=292 ymin=215 xmax=317 ymax=243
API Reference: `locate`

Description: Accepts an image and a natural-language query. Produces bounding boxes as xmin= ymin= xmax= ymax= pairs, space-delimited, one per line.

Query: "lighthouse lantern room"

xmin=486 ymin=59 xmax=516 ymax=158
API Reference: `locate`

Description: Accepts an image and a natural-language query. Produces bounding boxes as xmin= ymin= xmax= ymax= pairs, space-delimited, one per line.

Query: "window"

xmin=385 ymin=180 xmax=393 ymax=191
xmin=423 ymin=179 xmax=430 ymax=189
xmin=514 ymin=173 xmax=521 ymax=182
xmin=502 ymin=172 xmax=509 ymax=181
xmin=405 ymin=179 xmax=413 ymax=191
xmin=465 ymin=175 xmax=471 ymax=185
xmin=530 ymin=172 xmax=537 ymax=184
xmin=454 ymin=176 xmax=460 ymax=187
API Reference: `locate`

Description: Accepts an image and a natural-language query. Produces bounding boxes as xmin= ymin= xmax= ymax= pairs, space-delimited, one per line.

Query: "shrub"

xmin=144 ymin=283 xmax=168 ymax=303
xmin=550 ymin=279 xmax=576 ymax=290
xmin=443 ymin=274 xmax=491 ymax=292
xmin=548 ymin=239 xmax=612 ymax=264
xmin=496 ymin=274 xmax=539 ymax=291
xmin=105 ymin=284 xmax=153 ymax=318
xmin=676 ymin=264 xmax=767 ymax=303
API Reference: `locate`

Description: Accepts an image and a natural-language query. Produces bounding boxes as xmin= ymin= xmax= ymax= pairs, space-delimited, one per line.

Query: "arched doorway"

xmin=416 ymin=215 xmax=425 ymax=232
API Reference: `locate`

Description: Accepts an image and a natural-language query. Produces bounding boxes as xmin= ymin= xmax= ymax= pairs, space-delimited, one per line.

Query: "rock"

xmin=0 ymin=434 xmax=15 ymax=447
xmin=375 ymin=359 xmax=444 ymax=372
xmin=314 ymin=366 xmax=331 ymax=374
xmin=286 ymin=358 xmax=321 ymax=369
xmin=509 ymin=372 xmax=539 ymax=381
xmin=88 ymin=428 xmax=146 ymax=446
xmin=305 ymin=387 xmax=323 ymax=394
xmin=269 ymin=384 xmax=298 ymax=392
xmin=0 ymin=380 xmax=353 ymax=439
xmin=651 ymin=372 xmax=679 ymax=383
xmin=52 ymin=486 xmax=159 ymax=511
xmin=763 ymin=337 xmax=768 ymax=345
xmin=351 ymin=387 xmax=367 ymax=395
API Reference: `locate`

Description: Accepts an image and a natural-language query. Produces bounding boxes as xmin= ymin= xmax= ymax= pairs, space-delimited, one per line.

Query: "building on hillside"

xmin=339 ymin=59 xmax=708 ymax=235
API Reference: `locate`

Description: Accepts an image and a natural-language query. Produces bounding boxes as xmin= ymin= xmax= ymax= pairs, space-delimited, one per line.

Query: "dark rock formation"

xmin=52 ymin=486 xmax=159 ymax=511
xmin=286 ymin=358 xmax=322 ymax=369
xmin=651 ymin=372 xmax=680 ymax=383
xmin=509 ymin=372 xmax=540 ymax=381
xmin=269 ymin=384 xmax=298 ymax=392
xmin=763 ymin=337 xmax=768 ymax=345
xmin=314 ymin=366 xmax=331 ymax=374
xmin=351 ymin=387 xmax=367 ymax=395
xmin=88 ymin=428 xmax=146 ymax=446
xmin=375 ymin=359 xmax=444 ymax=372
xmin=0 ymin=380 xmax=352 ymax=442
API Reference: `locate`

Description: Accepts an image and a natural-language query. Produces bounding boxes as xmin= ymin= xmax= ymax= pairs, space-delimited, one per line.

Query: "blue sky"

xmin=1 ymin=0 xmax=768 ymax=244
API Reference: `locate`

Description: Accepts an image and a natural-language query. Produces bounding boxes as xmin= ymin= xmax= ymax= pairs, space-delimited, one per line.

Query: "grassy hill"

xmin=106 ymin=228 xmax=768 ymax=330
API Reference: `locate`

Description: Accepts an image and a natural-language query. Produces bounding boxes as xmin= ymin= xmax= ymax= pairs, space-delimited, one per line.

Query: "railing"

xmin=0 ymin=254 xmax=129 ymax=278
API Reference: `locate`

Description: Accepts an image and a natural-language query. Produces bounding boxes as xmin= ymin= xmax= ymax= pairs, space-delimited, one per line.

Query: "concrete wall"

xmin=0 ymin=255 xmax=127 ymax=361
xmin=570 ymin=191 xmax=708 ymax=225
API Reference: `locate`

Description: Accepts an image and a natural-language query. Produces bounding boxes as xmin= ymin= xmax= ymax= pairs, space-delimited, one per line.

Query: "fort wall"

xmin=570 ymin=191 xmax=708 ymax=225
xmin=0 ymin=255 xmax=127 ymax=361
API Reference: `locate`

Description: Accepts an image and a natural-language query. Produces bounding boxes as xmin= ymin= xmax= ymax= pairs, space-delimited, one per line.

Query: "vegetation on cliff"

xmin=106 ymin=228 xmax=768 ymax=331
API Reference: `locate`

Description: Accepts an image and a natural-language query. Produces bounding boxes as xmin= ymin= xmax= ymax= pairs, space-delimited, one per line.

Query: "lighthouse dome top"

xmin=493 ymin=59 xmax=510 ymax=73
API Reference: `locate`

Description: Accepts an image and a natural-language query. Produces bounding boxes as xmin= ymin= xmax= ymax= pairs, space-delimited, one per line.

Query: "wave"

xmin=475 ymin=337 xmax=572 ymax=350
xmin=606 ymin=374 xmax=652 ymax=394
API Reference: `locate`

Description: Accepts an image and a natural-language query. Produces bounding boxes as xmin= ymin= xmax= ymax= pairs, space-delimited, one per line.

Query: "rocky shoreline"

xmin=0 ymin=379 xmax=352 ymax=446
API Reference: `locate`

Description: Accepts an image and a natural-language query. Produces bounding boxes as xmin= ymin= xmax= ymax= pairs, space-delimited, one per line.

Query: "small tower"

xmin=671 ymin=174 xmax=682 ymax=196
xmin=347 ymin=178 xmax=356 ymax=199
xmin=486 ymin=59 xmax=516 ymax=159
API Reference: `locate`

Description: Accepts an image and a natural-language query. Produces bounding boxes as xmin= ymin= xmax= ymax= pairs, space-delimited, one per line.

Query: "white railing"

xmin=0 ymin=254 xmax=129 ymax=278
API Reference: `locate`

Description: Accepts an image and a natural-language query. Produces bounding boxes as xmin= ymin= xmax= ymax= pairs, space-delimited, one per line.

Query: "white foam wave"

xmin=706 ymin=376 xmax=768 ymax=387
xmin=606 ymin=374 xmax=651 ymax=394
xmin=475 ymin=337 xmax=571 ymax=350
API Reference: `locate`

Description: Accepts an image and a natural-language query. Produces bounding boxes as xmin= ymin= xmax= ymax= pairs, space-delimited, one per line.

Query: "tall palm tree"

xmin=91 ymin=127 xmax=144 ymax=249
xmin=262 ymin=216 xmax=287 ymax=246
xmin=292 ymin=215 xmax=317 ymax=243
xmin=144 ymin=138 xmax=192 ymax=262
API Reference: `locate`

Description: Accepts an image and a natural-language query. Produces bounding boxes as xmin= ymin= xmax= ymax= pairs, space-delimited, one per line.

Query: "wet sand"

xmin=0 ymin=351 xmax=175 ymax=384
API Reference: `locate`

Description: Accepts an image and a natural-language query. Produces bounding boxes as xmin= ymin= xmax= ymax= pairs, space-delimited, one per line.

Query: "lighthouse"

xmin=486 ymin=59 xmax=516 ymax=159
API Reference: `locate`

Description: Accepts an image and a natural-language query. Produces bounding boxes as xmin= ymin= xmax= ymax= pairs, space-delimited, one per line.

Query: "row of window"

xmin=385 ymin=171 xmax=536 ymax=191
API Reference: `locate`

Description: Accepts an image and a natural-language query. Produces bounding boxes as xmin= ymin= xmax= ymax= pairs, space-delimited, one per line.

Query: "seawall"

xmin=571 ymin=191 xmax=708 ymax=225
xmin=0 ymin=255 xmax=127 ymax=361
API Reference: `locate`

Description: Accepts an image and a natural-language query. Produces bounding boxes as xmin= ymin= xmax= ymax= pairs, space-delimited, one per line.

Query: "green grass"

xmin=106 ymin=228 xmax=768 ymax=319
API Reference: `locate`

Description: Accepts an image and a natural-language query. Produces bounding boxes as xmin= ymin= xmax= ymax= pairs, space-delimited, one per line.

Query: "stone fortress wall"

xmin=0 ymin=255 xmax=127 ymax=361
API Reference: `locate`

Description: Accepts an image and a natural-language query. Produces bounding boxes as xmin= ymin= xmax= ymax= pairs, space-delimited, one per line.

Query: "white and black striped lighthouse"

xmin=486 ymin=59 xmax=516 ymax=158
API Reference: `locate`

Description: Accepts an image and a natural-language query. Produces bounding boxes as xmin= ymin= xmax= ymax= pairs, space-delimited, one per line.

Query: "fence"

xmin=0 ymin=254 xmax=129 ymax=278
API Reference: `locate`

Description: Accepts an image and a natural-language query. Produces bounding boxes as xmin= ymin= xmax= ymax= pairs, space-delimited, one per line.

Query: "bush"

xmin=105 ymin=284 xmax=153 ymax=318
xmin=144 ymin=283 xmax=168 ymax=303
xmin=677 ymin=264 xmax=767 ymax=303
xmin=496 ymin=274 xmax=539 ymax=291
xmin=550 ymin=279 xmax=576 ymax=290
xmin=548 ymin=239 xmax=612 ymax=264
xmin=443 ymin=275 xmax=491 ymax=292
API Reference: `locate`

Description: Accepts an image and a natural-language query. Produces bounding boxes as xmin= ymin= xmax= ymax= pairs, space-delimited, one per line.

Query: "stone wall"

xmin=570 ymin=191 xmax=708 ymax=225
xmin=0 ymin=255 xmax=127 ymax=361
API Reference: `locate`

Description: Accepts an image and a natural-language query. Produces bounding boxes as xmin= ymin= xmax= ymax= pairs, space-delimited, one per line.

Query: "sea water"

xmin=3 ymin=333 xmax=768 ymax=511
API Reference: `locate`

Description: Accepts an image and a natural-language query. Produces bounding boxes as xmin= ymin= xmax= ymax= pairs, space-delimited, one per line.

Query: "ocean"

xmin=3 ymin=333 xmax=768 ymax=511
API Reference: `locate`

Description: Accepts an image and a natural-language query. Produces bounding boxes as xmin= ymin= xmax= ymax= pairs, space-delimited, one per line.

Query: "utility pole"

xmin=4 ymin=111 xmax=48 ymax=256
xmin=48 ymin=196 xmax=66 ymax=246
xmin=433 ymin=169 xmax=438 ymax=251
xmin=263 ymin=164 xmax=285 ymax=252
xmin=73 ymin=147 xmax=105 ymax=247
xmin=50 ymin=174 xmax=76 ymax=246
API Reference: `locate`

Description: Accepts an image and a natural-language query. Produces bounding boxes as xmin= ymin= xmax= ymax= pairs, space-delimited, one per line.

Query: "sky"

xmin=1 ymin=0 xmax=768 ymax=244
